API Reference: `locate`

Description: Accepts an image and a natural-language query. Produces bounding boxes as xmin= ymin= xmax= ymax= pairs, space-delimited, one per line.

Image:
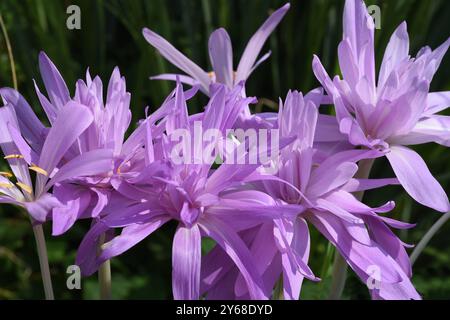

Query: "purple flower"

xmin=0 ymin=98 xmax=113 ymax=223
xmin=142 ymin=3 xmax=290 ymax=95
xmin=201 ymin=90 xmax=419 ymax=300
xmin=312 ymin=0 xmax=450 ymax=212
xmin=17 ymin=53 xmax=197 ymax=235
xmin=75 ymin=81 xmax=281 ymax=300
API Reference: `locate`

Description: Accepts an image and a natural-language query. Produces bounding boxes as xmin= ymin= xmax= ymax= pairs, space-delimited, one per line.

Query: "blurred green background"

xmin=0 ymin=0 xmax=449 ymax=300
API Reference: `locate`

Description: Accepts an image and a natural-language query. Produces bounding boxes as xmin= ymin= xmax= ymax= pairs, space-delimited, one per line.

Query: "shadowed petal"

xmin=308 ymin=211 xmax=402 ymax=284
xmin=52 ymin=184 xmax=92 ymax=235
xmin=0 ymin=88 xmax=46 ymax=152
xmin=38 ymin=52 xmax=71 ymax=110
xmin=76 ymin=221 xmax=110 ymax=276
xmin=34 ymin=80 xmax=58 ymax=124
xmin=0 ymin=106 xmax=33 ymax=187
xmin=6 ymin=122 xmax=39 ymax=165
xmin=200 ymin=216 xmax=267 ymax=300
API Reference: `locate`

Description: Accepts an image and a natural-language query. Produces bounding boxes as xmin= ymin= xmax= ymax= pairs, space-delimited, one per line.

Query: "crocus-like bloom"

xmin=201 ymin=90 xmax=420 ymax=300
xmin=142 ymin=3 xmax=290 ymax=94
xmin=1 ymin=53 xmax=134 ymax=234
xmin=313 ymin=0 xmax=450 ymax=212
xmin=31 ymin=53 xmax=133 ymax=234
xmin=0 ymin=100 xmax=113 ymax=223
xmin=76 ymin=81 xmax=286 ymax=300
xmin=22 ymin=53 xmax=203 ymax=236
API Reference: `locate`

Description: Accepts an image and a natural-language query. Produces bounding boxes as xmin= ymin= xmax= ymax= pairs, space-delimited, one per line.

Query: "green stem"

xmin=98 ymin=234 xmax=112 ymax=299
xmin=0 ymin=12 xmax=18 ymax=90
xmin=327 ymin=158 xmax=375 ymax=300
xmin=328 ymin=250 xmax=348 ymax=300
xmin=272 ymin=277 xmax=284 ymax=300
xmin=32 ymin=224 xmax=54 ymax=300
xmin=410 ymin=211 xmax=450 ymax=265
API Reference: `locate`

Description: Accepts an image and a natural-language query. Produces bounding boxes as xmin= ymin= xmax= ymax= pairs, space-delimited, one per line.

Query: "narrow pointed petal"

xmin=172 ymin=224 xmax=202 ymax=300
xmin=235 ymin=3 xmax=290 ymax=82
xmin=34 ymin=80 xmax=58 ymax=124
xmin=342 ymin=178 xmax=400 ymax=193
xmin=150 ymin=74 xmax=203 ymax=91
xmin=142 ymin=28 xmax=210 ymax=92
xmin=38 ymin=52 xmax=71 ymax=109
xmin=6 ymin=122 xmax=39 ymax=165
xmin=281 ymin=219 xmax=313 ymax=297
xmin=371 ymin=279 xmax=421 ymax=300
xmin=0 ymin=195 xmax=21 ymax=206
xmin=0 ymin=88 xmax=46 ymax=152
xmin=76 ymin=221 xmax=110 ymax=276
xmin=308 ymin=211 xmax=402 ymax=284
xmin=378 ymin=22 xmax=410 ymax=88
xmin=0 ymin=106 xmax=33 ymax=187
xmin=390 ymin=115 xmax=450 ymax=147
xmin=308 ymin=161 xmax=358 ymax=198
xmin=200 ymin=216 xmax=267 ymax=300
xmin=281 ymin=253 xmax=303 ymax=300
xmin=45 ymin=149 xmax=113 ymax=192
xmin=209 ymin=28 xmax=234 ymax=87
xmin=233 ymin=224 xmax=279 ymax=297
xmin=425 ymin=37 xmax=450 ymax=81
xmin=101 ymin=216 xmax=170 ymax=262
xmin=36 ymin=102 xmax=94 ymax=194
xmin=425 ymin=91 xmax=450 ymax=115
xmin=386 ymin=145 xmax=449 ymax=212
xmin=343 ymin=0 xmax=375 ymax=60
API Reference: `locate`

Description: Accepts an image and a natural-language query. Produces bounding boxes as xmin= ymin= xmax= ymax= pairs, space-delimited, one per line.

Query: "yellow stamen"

xmin=29 ymin=165 xmax=48 ymax=176
xmin=4 ymin=154 xmax=24 ymax=160
xmin=0 ymin=182 xmax=13 ymax=189
xmin=208 ymin=71 xmax=215 ymax=79
xmin=0 ymin=171 xmax=13 ymax=178
xmin=16 ymin=182 xmax=32 ymax=194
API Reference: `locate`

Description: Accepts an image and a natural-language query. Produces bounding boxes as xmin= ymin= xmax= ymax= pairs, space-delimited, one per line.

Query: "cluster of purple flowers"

xmin=1 ymin=0 xmax=449 ymax=300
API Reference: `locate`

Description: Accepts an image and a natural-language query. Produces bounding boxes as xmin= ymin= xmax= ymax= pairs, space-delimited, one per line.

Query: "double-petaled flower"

xmin=75 ymin=81 xmax=288 ymax=300
xmin=201 ymin=90 xmax=419 ymax=300
xmin=313 ymin=0 xmax=450 ymax=212
xmin=0 ymin=94 xmax=113 ymax=223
